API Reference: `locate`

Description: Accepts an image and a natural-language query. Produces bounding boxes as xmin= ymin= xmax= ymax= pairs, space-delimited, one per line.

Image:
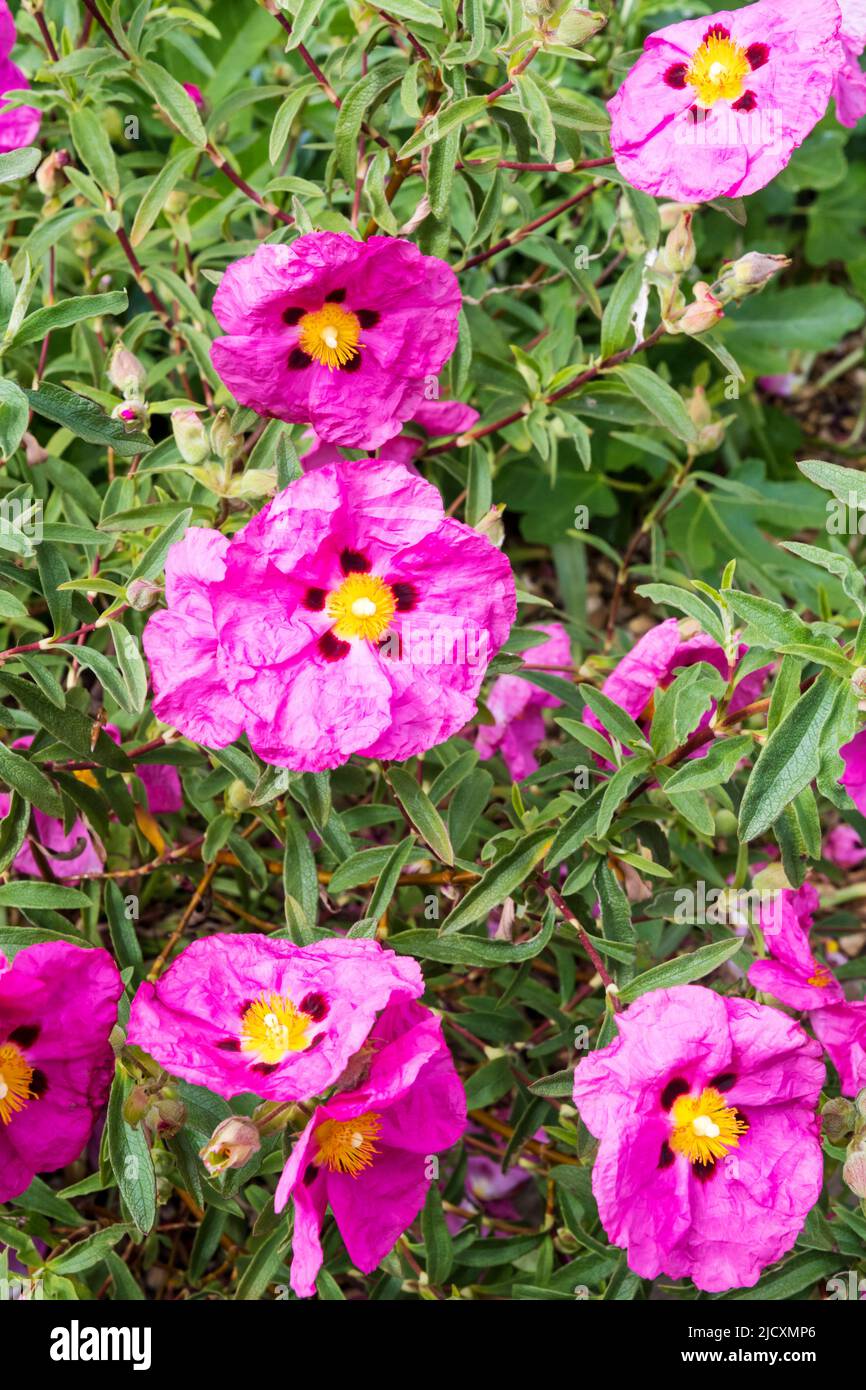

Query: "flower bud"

xmin=852 ymin=667 xmax=866 ymax=699
xmin=35 ymin=148 xmax=70 ymax=198
xmin=822 ymin=1095 xmax=856 ymax=1145
xmin=856 ymin=1088 xmax=866 ymax=1120
xmin=523 ymin=0 xmax=558 ymax=16
xmin=111 ymin=401 xmax=149 ymax=432
xmin=473 ymin=503 xmax=506 ymax=548
xmin=200 ymin=1117 xmax=262 ymax=1175
xmin=126 ymin=578 xmax=162 ymax=612
xmin=171 ymin=407 xmax=210 ymax=465
xmin=107 ymin=344 xmax=147 ymax=401
xmin=122 ymin=1084 xmax=152 ymax=1127
xmin=843 ymin=1148 xmax=866 ymax=1200
xmin=557 ymin=8 xmax=607 ymax=45
xmin=225 ymin=778 xmax=252 ymax=814
xmin=715 ymin=252 xmax=790 ymax=304
xmin=670 ymin=281 xmax=724 ymax=336
xmin=210 ymin=408 xmax=243 ymax=464
xmin=153 ymin=1096 xmax=186 ymax=1139
xmin=687 ymin=386 xmax=728 ymax=454
xmin=659 ymin=210 xmax=695 ymax=275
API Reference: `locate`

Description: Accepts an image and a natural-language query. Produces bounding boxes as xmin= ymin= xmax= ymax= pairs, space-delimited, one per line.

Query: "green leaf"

xmin=47 ymin=1224 xmax=134 ymax=1276
xmin=107 ymin=1067 xmax=157 ymax=1236
xmin=0 ymin=377 xmax=29 ymax=458
xmin=617 ymin=936 xmax=743 ymax=1004
xmin=0 ymin=881 xmax=91 ymax=909
xmin=387 ymin=765 xmax=454 ymax=866
xmin=579 ymin=685 xmax=649 ymax=753
xmin=612 ymin=364 xmax=699 ymax=444
xmin=0 ymin=741 xmax=64 ymax=817
xmin=439 ymin=829 xmax=553 ymax=934
xmin=69 ymin=107 xmax=119 ymax=196
xmin=0 ymin=670 xmax=132 ymax=770
xmin=663 ymin=734 xmax=754 ymax=793
xmin=335 ymin=58 xmax=406 ymax=184
xmin=0 ymin=147 xmax=41 ymax=184
xmin=599 ymin=259 xmax=644 ymax=359
xmin=366 ymin=834 xmax=417 ymax=922
xmin=137 ymin=60 xmax=208 ymax=147
xmin=726 ymin=590 xmax=851 ymax=676
xmin=106 ymin=619 xmax=148 ymax=715
xmin=397 ymin=96 xmax=488 ymax=161
xmin=130 ymin=151 xmax=197 ymax=247
xmin=738 ymin=675 xmax=840 ymax=842
xmin=12 ymin=291 xmax=128 ymax=348
xmin=25 ymin=382 xmax=152 ymax=456
xmin=421 ymin=1185 xmax=454 ymax=1286
xmin=393 ymin=911 xmax=555 ymax=964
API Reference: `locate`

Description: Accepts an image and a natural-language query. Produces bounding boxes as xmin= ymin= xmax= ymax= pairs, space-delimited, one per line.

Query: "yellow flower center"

xmin=669 ymin=1086 xmax=748 ymax=1167
xmin=807 ymin=967 xmax=833 ymax=988
xmin=239 ymin=994 xmax=314 ymax=1065
xmin=686 ymin=34 xmax=751 ymax=107
xmin=315 ymin=1111 xmax=382 ymax=1177
xmin=297 ymin=303 xmax=362 ymax=370
xmin=0 ymin=1043 xmax=35 ymax=1126
xmin=327 ymin=572 xmax=396 ymax=642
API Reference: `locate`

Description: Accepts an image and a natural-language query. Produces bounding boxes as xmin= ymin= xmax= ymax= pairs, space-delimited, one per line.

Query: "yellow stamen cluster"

xmin=0 ymin=1043 xmax=35 ymax=1126
xmin=686 ymin=34 xmax=751 ymax=107
xmin=297 ymin=303 xmax=362 ymax=369
xmin=327 ymin=572 xmax=397 ymax=643
xmin=315 ymin=1111 xmax=382 ymax=1177
xmin=670 ymin=1086 xmax=748 ymax=1167
xmin=240 ymin=994 xmax=314 ymax=1065
xmin=807 ymin=967 xmax=833 ymax=988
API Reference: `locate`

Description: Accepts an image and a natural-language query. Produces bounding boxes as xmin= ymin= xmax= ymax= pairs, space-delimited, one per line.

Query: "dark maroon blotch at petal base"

xmin=664 ymin=63 xmax=688 ymax=88
xmin=660 ymin=1076 xmax=690 ymax=1110
xmin=704 ymin=24 xmax=730 ymax=41
xmin=709 ymin=1071 xmax=737 ymax=1092
xmin=303 ymin=587 xmax=327 ymax=612
xmin=300 ymin=992 xmax=329 ymax=1022
xmin=324 ymin=288 xmax=346 ymax=303
xmin=693 ymin=1160 xmax=721 ymax=1183
xmin=356 ymin=309 xmax=380 ymax=329
xmin=391 ymin=581 xmax=419 ymax=613
xmin=339 ymin=548 xmax=370 ymax=575
xmin=747 ymin=43 xmax=770 ymax=70
xmin=318 ymin=630 xmax=350 ymax=662
xmin=341 ymin=354 xmax=363 ymax=373
xmin=658 ymin=1141 xmax=676 ymax=1169
xmin=8 ymin=1024 xmax=40 ymax=1047
xmin=733 ymin=91 xmax=757 ymax=112
xmin=282 ymin=306 xmax=305 ymax=326
xmin=288 ymin=347 xmax=312 ymax=370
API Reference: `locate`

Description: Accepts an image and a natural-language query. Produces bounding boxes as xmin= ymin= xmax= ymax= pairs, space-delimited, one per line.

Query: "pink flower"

xmin=0 ymin=1 xmax=41 ymax=153
xmin=833 ymin=0 xmax=866 ymax=126
xmin=274 ymin=1000 xmax=467 ymax=1297
xmin=823 ymin=823 xmax=866 ymax=868
xmin=748 ymin=883 xmax=844 ymax=1011
xmin=182 ymin=82 xmax=205 ymax=109
xmin=572 ymin=985 xmax=824 ymax=1291
xmin=840 ymin=729 xmax=866 ymax=814
xmin=811 ymin=1001 xmax=866 ymax=1096
xmin=585 ymin=618 xmax=767 ymax=750
xmin=476 ymin=622 xmax=572 ymax=779
xmin=300 ymin=396 xmax=480 ymax=472
xmin=0 ymin=942 xmax=123 ymax=1203
xmin=211 ymin=233 xmax=461 ymax=449
xmin=0 ymin=729 xmax=182 ymax=879
xmin=608 ymin=0 xmax=844 ymax=201
xmin=127 ymin=934 xmax=424 ymax=1103
xmin=142 ymin=459 xmax=516 ymax=772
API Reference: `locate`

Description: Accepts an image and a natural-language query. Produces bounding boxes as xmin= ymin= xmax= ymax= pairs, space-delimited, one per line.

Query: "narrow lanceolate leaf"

xmin=439 ymin=829 xmax=553 ymax=935
xmin=69 ymin=107 xmax=120 ymax=196
xmin=579 ymin=685 xmax=649 ymax=753
xmin=130 ymin=152 xmax=197 ymax=247
xmin=612 ymin=364 xmax=700 ymax=444
xmin=617 ymin=937 xmax=743 ymax=1004
xmin=663 ymin=734 xmax=754 ymax=793
xmin=738 ymin=675 xmax=840 ymax=842
xmin=106 ymin=619 xmax=148 ymax=715
xmin=106 ymin=1068 xmax=157 ymax=1237
xmin=12 ymin=291 xmax=128 ymax=348
xmin=334 ymin=58 xmax=406 ymax=184
xmin=137 ymin=60 xmax=208 ymax=147
xmin=0 ymin=742 xmax=64 ymax=818
xmin=386 ymin=766 xmax=454 ymax=865
xmin=397 ymin=96 xmax=488 ymax=161
xmin=25 ymin=383 xmax=152 ymax=456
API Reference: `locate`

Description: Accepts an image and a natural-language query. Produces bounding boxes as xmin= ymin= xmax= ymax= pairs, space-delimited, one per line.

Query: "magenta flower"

xmin=476 ymin=622 xmax=572 ymax=780
xmin=274 ymin=1000 xmax=466 ymax=1297
xmin=127 ymin=934 xmax=424 ymax=1103
xmin=823 ymin=823 xmax=866 ymax=868
xmin=182 ymin=82 xmax=205 ymax=109
xmin=0 ymin=728 xmax=182 ymax=879
xmin=0 ymin=942 xmax=122 ymax=1203
xmin=840 ymin=729 xmax=866 ymax=814
xmin=0 ymin=1 xmax=40 ymax=154
xmin=142 ymin=459 xmax=516 ymax=772
xmin=572 ymin=985 xmax=824 ymax=1291
xmin=584 ymin=618 xmax=767 ymax=750
xmin=210 ymin=233 xmax=461 ymax=449
xmin=834 ymin=0 xmax=866 ymax=126
xmin=301 ymin=396 xmax=480 ymax=473
xmin=748 ymin=883 xmax=843 ymax=1011
xmin=811 ymin=1001 xmax=866 ymax=1096
xmin=608 ymin=0 xmax=844 ymax=201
